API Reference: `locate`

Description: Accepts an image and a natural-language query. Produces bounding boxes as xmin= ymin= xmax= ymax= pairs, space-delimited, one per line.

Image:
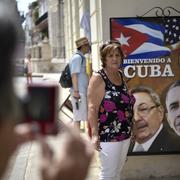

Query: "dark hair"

xmin=0 ymin=14 xmax=17 ymax=83
xmin=27 ymin=54 xmax=31 ymax=59
xmin=100 ymin=40 xmax=124 ymax=68
xmin=0 ymin=8 xmax=21 ymax=121
xmin=77 ymin=46 xmax=82 ymax=51
xmin=165 ymin=80 xmax=180 ymax=103
xmin=131 ymin=85 xmax=161 ymax=106
xmin=168 ymin=80 xmax=180 ymax=89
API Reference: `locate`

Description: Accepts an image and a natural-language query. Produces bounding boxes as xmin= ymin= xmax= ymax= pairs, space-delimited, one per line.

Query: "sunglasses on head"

xmin=100 ymin=40 xmax=121 ymax=51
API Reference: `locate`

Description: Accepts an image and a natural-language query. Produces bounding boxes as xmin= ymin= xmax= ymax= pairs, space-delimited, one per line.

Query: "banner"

xmin=110 ymin=17 xmax=180 ymax=155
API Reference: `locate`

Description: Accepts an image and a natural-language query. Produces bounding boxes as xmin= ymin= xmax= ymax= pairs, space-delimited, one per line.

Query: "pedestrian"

xmin=0 ymin=6 xmax=93 ymax=180
xmin=69 ymin=37 xmax=91 ymax=131
xmin=88 ymin=40 xmax=135 ymax=180
xmin=24 ymin=54 xmax=32 ymax=84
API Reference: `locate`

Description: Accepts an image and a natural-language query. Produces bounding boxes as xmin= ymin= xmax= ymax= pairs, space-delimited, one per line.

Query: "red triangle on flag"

xmin=111 ymin=19 xmax=148 ymax=57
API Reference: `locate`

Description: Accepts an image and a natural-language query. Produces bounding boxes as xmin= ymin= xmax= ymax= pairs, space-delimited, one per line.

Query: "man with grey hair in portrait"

xmin=128 ymin=85 xmax=180 ymax=154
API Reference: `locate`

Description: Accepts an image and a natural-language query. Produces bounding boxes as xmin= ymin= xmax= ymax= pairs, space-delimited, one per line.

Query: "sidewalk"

xmin=6 ymin=74 xmax=180 ymax=180
xmin=3 ymin=134 xmax=100 ymax=180
xmin=32 ymin=72 xmax=60 ymax=81
xmin=4 ymin=138 xmax=180 ymax=180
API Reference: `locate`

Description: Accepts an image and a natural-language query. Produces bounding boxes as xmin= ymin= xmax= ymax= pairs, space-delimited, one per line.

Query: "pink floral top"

xmin=98 ymin=69 xmax=135 ymax=142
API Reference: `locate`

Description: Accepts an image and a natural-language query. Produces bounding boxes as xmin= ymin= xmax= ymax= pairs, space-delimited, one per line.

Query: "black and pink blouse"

xmin=98 ymin=69 xmax=135 ymax=142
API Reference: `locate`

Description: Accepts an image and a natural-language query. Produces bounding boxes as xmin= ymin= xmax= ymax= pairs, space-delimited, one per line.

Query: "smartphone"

xmin=23 ymin=83 xmax=59 ymax=135
xmin=75 ymin=101 xmax=79 ymax=110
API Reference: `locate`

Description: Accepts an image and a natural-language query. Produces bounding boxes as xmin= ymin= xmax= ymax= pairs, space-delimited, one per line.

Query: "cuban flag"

xmin=111 ymin=18 xmax=171 ymax=59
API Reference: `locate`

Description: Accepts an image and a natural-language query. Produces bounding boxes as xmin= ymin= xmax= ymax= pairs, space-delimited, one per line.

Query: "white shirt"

xmin=24 ymin=58 xmax=32 ymax=73
xmin=133 ymin=124 xmax=163 ymax=152
xmin=69 ymin=51 xmax=88 ymax=95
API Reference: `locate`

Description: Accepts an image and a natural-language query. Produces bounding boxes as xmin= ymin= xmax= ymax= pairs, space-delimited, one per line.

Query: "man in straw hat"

xmin=69 ymin=37 xmax=91 ymax=131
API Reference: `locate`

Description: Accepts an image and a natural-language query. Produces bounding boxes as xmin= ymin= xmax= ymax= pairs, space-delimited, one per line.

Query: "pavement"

xmin=3 ymin=73 xmax=180 ymax=180
xmin=3 ymin=136 xmax=100 ymax=180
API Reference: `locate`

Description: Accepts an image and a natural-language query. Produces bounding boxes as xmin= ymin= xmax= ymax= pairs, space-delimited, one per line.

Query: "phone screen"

xmin=27 ymin=87 xmax=51 ymax=121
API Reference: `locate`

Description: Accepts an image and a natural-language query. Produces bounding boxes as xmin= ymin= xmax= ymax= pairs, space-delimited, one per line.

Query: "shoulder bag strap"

xmin=75 ymin=52 xmax=84 ymax=65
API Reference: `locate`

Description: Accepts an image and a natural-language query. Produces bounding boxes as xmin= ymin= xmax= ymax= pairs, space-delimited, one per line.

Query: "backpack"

xmin=59 ymin=53 xmax=83 ymax=88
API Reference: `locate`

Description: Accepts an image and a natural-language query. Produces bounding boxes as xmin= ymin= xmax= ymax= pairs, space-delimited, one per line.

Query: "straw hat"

xmin=75 ymin=37 xmax=89 ymax=48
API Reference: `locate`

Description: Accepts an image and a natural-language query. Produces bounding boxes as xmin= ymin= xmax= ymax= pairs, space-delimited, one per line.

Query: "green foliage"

xmin=33 ymin=7 xmax=39 ymax=22
xmin=31 ymin=1 xmax=38 ymax=9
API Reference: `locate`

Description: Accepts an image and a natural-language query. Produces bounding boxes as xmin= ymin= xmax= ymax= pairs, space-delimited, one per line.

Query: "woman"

xmin=88 ymin=41 xmax=135 ymax=180
xmin=24 ymin=54 xmax=32 ymax=84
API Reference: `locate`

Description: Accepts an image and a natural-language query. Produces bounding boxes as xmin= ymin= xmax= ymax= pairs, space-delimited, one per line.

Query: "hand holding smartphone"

xmin=75 ymin=98 xmax=81 ymax=110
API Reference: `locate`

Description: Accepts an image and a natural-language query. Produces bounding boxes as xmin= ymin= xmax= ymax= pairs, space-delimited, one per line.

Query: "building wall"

xmin=64 ymin=0 xmax=73 ymax=60
xmin=90 ymin=0 xmax=102 ymax=71
xmin=100 ymin=0 xmax=180 ymax=44
xmin=48 ymin=0 xmax=65 ymax=60
xmin=39 ymin=0 xmax=48 ymax=16
xmin=63 ymin=0 xmax=180 ymax=179
xmin=64 ymin=0 xmax=91 ymax=61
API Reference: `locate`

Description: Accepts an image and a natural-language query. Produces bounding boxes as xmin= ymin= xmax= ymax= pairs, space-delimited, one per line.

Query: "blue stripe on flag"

xmin=147 ymin=35 xmax=163 ymax=46
xmin=115 ymin=18 xmax=165 ymax=34
xmin=112 ymin=18 xmax=171 ymax=59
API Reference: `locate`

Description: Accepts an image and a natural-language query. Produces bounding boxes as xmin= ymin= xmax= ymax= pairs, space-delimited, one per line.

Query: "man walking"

xmin=70 ymin=37 xmax=91 ymax=130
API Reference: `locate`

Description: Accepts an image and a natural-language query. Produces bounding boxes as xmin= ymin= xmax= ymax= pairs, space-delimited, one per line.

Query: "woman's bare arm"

xmin=87 ymin=73 xmax=104 ymax=150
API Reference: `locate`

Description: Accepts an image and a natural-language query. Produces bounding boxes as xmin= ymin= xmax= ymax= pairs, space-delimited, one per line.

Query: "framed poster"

xmin=110 ymin=17 xmax=180 ymax=155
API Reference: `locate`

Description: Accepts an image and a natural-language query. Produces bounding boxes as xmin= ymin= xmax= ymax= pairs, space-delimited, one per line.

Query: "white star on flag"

xmin=111 ymin=18 xmax=171 ymax=58
xmin=116 ymin=33 xmax=131 ymax=46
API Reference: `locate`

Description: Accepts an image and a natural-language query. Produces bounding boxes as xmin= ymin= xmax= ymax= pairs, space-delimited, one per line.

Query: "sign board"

xmin=110 ymin=17 xmax=180 ymax=155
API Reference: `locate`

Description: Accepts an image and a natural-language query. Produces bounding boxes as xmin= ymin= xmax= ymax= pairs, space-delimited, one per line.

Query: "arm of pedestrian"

xmin=87 ymin=73 xmax=104 ymax=151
